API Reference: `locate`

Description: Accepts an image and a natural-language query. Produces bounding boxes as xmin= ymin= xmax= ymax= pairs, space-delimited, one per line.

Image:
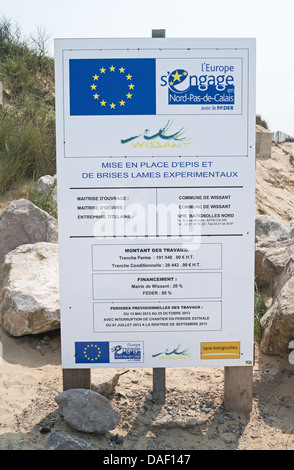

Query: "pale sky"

xmin=1 ymin=0 xmax=294 ymax=136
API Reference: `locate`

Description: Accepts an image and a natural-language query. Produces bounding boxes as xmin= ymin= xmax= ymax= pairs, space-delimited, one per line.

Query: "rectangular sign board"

xmin=54 ymin=38 xmax=256 ymax=369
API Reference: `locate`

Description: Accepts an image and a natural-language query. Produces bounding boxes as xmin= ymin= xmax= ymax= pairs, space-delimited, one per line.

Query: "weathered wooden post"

xmin=151 ymin=28 xmax=167 ymax=405
xmin=224 ymin=365 xmax=253 ymax=413
xmin=63 ymin=368 xmax=91 ymax=391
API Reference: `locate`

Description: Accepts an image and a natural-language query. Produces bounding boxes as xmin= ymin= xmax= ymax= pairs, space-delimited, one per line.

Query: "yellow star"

xmin=100 ymin=100 xmax=106 ymax=106
xmin=100 ymin=67 xmax=106 ymax=74
xmin=119 ymin=67 xmax=125 ymax=73
xmin=91 ymin=84 xmax=97 ymax=90
xmin=109 ymin=65 xmax=115 ymax=72
xmin=169 ymin=81 xmax=174 ymax=86
xmin=93 ymin=93 xmax=99 ymax=99
xmin=110 ymin=102 xmax=116 ymax=109
xmin=126 ymin=93 xmax=132 ymax=99
xmin=126 ymin=73 xmax=132 ymax=80
xmin=128 ymin=83 xmax=135 ymax=90
xmin=93 ymin=74 xmax=99 ymax=80
xmin=171 ymin=70 xmax=182 ymax=82
xmin=119 ymin=99 xmax=125 ymax=106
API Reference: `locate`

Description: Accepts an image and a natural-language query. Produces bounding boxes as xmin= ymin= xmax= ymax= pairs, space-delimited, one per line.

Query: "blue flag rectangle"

xmin=75 ymin=342 xmax=110 ymax=363
xmin=69 ymin=58 xmax=156 ymax=116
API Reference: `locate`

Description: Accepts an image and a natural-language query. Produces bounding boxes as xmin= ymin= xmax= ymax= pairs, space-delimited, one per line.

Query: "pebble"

xmin=217 ymin=417 xmax=225 ymax=424
xmin=40 ymin=426 xmax=51 ymax=434
xmin=110 ymin=434 xmax=124 ymax=445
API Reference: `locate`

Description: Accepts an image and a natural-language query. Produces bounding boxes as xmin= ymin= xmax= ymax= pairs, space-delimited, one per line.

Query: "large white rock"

xmin=255 ymin=238 xmax=294 ymax=288
xmin=0 ymin=199 xmax=58 ymax=265
xmin=0 ymin=242 xmax=60 ymax=337
xmin=255 ymin=214 xmax=291 ymax=241
xmin=35 ymin=174 xmax=57 ymax=204
xmin=260 ymin=258 xmax=294 ymax=355
xmin=35 ymin=174 xmax=57 ymax=197
xmin=254 ymin=215 xmax=294 ymax=288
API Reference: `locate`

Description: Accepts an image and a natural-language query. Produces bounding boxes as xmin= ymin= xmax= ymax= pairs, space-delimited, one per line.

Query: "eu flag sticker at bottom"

xmin=75 ymin=342 xmax=110 ymax=363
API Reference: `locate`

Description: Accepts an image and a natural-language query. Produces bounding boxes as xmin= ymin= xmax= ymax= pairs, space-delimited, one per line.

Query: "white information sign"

xmin=54 ymin=38 xmax=256 ymax=368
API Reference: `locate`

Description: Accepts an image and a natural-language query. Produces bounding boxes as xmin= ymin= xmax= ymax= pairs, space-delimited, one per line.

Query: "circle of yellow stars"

xmin=83 ymin=344 xmax=102 ymax=361
xmin=90 ymin=65 xmax=135 ymax=110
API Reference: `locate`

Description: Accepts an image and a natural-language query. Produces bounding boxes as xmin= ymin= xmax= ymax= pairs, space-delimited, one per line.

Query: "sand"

xmin=0 ymin=142 xmax=294 ymax=451
xmin=255 ymin=141 xmax=294 ymax=222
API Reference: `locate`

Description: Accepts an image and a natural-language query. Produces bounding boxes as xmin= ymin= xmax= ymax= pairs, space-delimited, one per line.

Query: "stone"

xmin=55 ymin=389 xmax=121 ymax=433
xmin=91 ymin=370 xmax=129 ymax=396
xmin=260 ymin=258 xmax=294 ymax=355
xmin=255 ymin=238 xmax=294 ymax=288
xmin=110 ymin=433 xmax=124 ymax=445
xmin=254 ymin=215 xmax=294 ymax=288
xmin=46 ymin=432 xmax=97 ymax=450
xmin=35 ymin=174 xmax=57 ymax=197
xmin=35 ymin=174 xmax=57 ymax=205
xmin=255 ymin=214 xmax=290 ymax=241
xmin=0 ymin=199 xmax=58 ymax=265
xmin=0 ymin=242 xmax=60 ymax=336
xmin=288 ymin=221 xmax=294 ymax=239
xmin=288 ymin=341 xmax=294 ymax=364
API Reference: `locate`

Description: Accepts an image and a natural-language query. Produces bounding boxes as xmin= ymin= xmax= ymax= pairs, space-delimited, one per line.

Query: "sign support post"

xmin=63 ymin=368 xmax=91 ymax=391
xmin=224 ymin=365 xmax=253 ymax=413
xmin=151 ymin=28 xmax=166 ymax=405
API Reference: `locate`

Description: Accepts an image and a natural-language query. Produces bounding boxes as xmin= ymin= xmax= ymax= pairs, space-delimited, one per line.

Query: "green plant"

xmin=28 ymin=186 xmax=57 ymax=219
xmin=0 ymin=17 xmax=56 ymax=194
xmin=0 ymin=109 xmax=56 ymax=194
xmin=256 ymin=114 xmax=269 ymax=130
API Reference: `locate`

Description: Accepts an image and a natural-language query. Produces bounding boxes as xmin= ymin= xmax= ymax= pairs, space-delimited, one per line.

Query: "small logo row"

xmin=74 ymin=341 xmax=248 ymax=364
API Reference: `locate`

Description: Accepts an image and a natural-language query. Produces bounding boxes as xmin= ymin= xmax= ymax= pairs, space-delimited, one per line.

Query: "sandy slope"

xmin=0 ymin=142 xmax=294 ymax=451
xmin=255 ymin=142 xmax=294 ymax=221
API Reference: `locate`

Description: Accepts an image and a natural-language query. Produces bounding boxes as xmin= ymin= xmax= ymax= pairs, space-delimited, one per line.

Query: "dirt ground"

xmin=1 ymin=141 xmax=294 ymax=451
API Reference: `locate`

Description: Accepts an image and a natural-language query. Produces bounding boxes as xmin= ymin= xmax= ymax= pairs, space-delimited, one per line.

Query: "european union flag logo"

xmin=70 ymin=59 xmax=156 ymax=116
xmin=75 ymin=342 xmax=110 ymax=363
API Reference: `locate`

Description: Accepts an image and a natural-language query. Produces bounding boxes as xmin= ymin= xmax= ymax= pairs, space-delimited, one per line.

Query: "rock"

xmin=255 ymin=215 xmax=291 ymax=241
xmin=55 ymin=389 xmax=121 ymax=433
xmin=0 ymin=242 xmax=60 ymax=336
xmin=0 ymin=199 xmax=58 ymax=265
xmin=254 ymin=215 xmax=294 ymax=288
xmin=110 ymin=433 xmax=124 ymax=445
xmin=288 ymin=221 xmax=294 ymax=239
xmin=35 ymin=174 xmax=57 ymax=207
xmin=46 ymin=432 xmax=97 ymax=450
xmin=255 ymin=238 xmax=294 ymax=288
xmin=254 ymin=217 xmax=294 ymax=356
xmin=288 ymin=341 xmax=294 ymax=364
xmin=260 ymin=258 xmax=294 ymax=355
xmin=272 ymin=256 xmax=294 ymax=299
xmin=91 ymin=370 xmax=129 ymax=396
xmin=35 ymin=174 xmax=57 ymax=197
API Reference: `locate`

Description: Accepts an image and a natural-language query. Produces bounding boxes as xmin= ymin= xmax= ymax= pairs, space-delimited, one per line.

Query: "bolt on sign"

xmin=54 ymin=38 xmax=256 ymax=369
